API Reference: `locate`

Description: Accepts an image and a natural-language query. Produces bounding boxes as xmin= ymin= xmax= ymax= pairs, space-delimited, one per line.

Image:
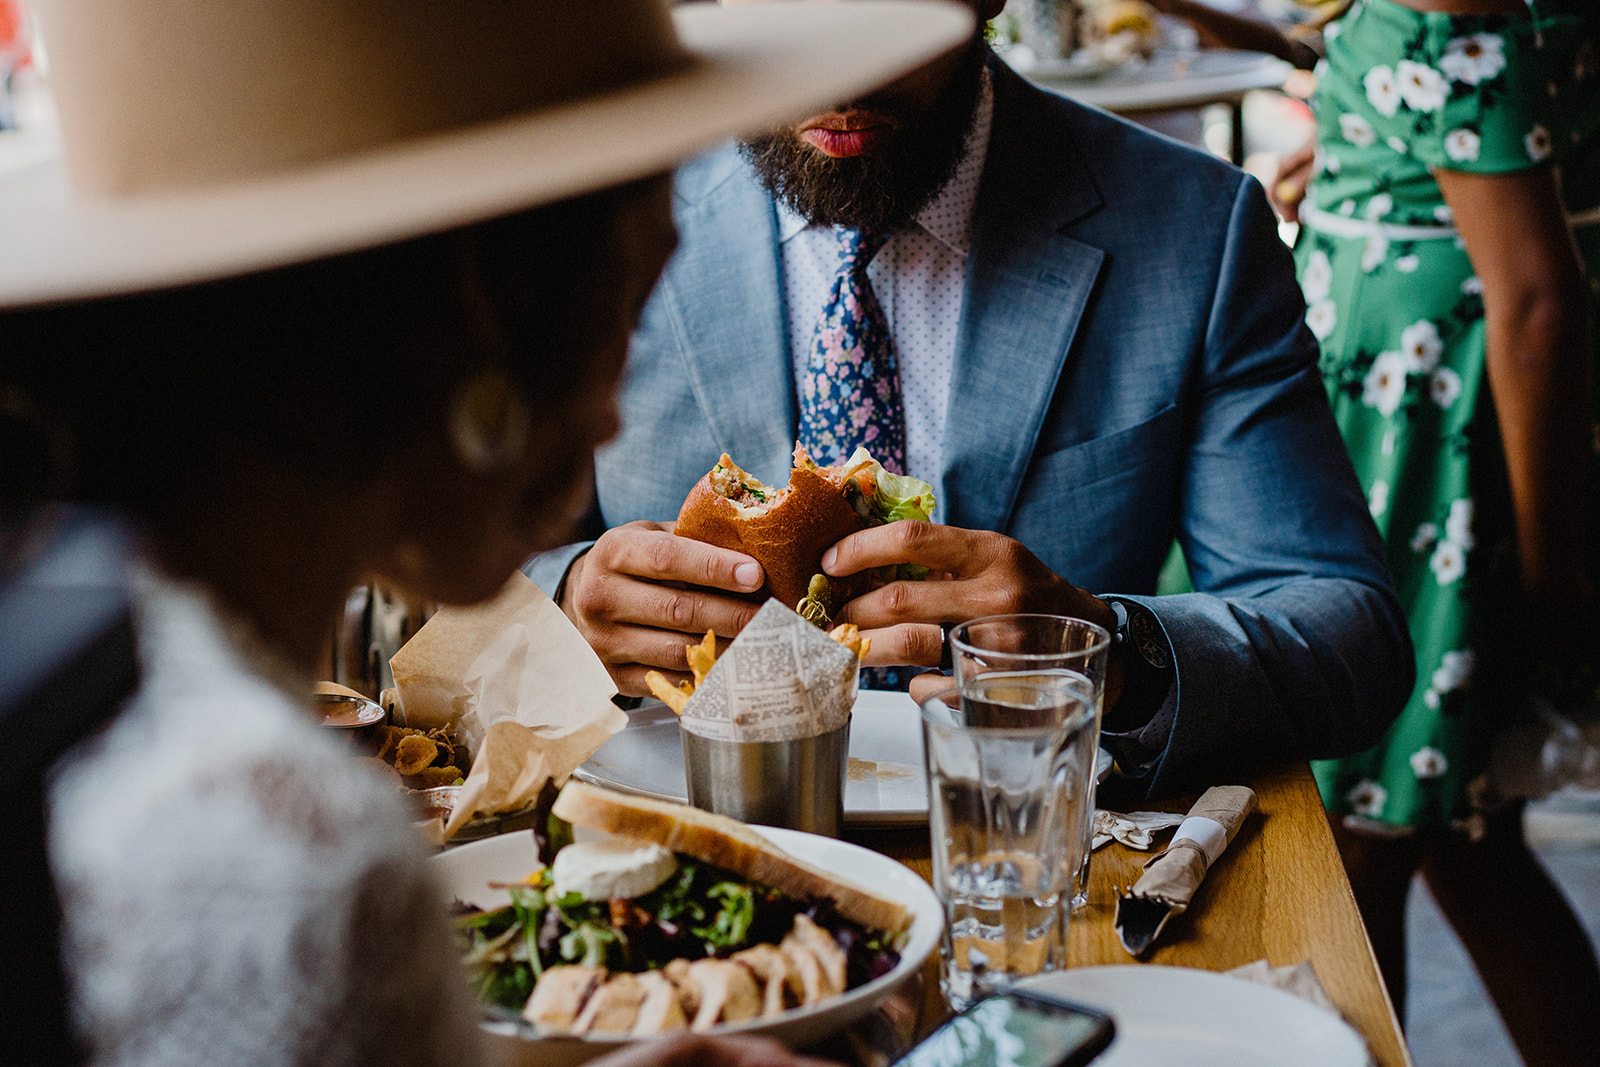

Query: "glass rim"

xmin=917 ymin=682 xmax=1096 ymax=737
xmin=948 ymin=612 xmax=1112 ymax=662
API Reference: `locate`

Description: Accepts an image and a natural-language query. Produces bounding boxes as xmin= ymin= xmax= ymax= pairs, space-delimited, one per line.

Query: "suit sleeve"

xmin=1099 ymin=177 xmax=1414 ymax=804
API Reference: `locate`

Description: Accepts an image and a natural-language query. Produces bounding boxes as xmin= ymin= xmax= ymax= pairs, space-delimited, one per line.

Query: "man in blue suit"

xmin=528 ymin=0 xmax=1412 ymax=799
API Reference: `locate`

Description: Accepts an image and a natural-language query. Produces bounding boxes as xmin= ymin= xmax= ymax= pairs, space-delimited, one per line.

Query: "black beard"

xmin=739 ymin=42 xmax=988 ymax=231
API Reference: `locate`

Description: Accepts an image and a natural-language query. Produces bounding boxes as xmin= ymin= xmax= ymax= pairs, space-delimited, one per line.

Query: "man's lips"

xmin=799 ymin=111 xmax=895 ymax=158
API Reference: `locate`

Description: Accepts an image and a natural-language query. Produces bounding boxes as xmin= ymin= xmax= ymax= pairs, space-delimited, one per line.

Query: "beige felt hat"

xmin=0 ymin=0 xmax=973 ymax=308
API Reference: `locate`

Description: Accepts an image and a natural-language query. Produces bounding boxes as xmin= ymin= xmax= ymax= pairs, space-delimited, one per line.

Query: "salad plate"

xmin=433 ymin=825 xmax=943 ymax=1066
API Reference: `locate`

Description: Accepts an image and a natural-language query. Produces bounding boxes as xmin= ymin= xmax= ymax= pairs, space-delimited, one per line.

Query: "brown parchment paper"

xmin=388 ymin=571 xmax=626 ymax=838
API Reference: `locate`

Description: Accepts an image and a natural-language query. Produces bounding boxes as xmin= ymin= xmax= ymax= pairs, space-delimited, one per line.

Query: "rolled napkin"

xmin=1092 ymin=808 xmax=1186 ymax=850
xmin=1115 ymin=784 xmax=1257 ymax=956
xmin=677 ymin=599 xmax=856 ymax=743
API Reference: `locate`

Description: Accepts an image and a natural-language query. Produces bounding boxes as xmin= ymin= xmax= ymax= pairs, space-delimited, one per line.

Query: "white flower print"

xmin=1424 ymin=688 xmax=1442 ymax=709
xmin=1363 ymin=351 xmax=1409 ymax=417
xmin=1461 ymin=276 xmax=1483 ymax=296
xmin=1433 ymin=648 xmax=1475 ymax=692
xmin=1369 ymin=479 xmax=1390 ymax=518
xmin=1306 ymin=299 xmax=1338 ymax=340
xmin=1301 ymin=251 xmax=1334 ymax=303
xmin=1400 ymin=320 xmax=1443 ymax=373
xmin=1324 ymin=152 xmax=1342 ymax=175
xmin=1445 ymin=498 xmax=1474 ymax=548
xmin=1430 ymin=538 xmax=1467 ymax=584
xmin=1396 ymin=255 xmax=1420 ymax=273
xmin=1397 ymin=60 xmax=1449 ymax=111
xmin=1439 ymin=33 xmax=1507 ymax=85
xmin=1434 ymin=204 xmax=1455 ymax=225
xmin=1410 ymin=746 xmax=1450 ymax=779
xmin=1411 ymin=522 xmax=1440 ymax=553
xmin=1340 ymin=112 xmax=1376 ymax=147
xmin=1366 ymin=193 xmax=1393 ymax=220
xmin=1430 ymin=366 xmax=1462 ymax=408
xmin=1361 ymin=233 xmax=1390 ymax=272
xmin=1445 ymin=128 xmax=1482 ymax=162
xmin=1347 ymin=780 xmax=1387 ymax=817
xmin=1365 ymin=65 xmax=1401 ymax=117
xmin=1387 ymin=136 xmax=1411 ymax=155
xmin=1526 ymin=124 xmax=1553 ymax=162
xmin=1339 ymin=200 xmax=1357 ymax=217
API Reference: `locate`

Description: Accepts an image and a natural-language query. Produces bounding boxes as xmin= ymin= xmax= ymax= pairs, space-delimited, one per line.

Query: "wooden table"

xmin=845 ymin=761 xmax=1413 ymax=1067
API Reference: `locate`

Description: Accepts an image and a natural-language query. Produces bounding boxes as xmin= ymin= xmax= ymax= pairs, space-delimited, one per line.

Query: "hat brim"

xmin=0 ymin=1 xmax=973 ymax=308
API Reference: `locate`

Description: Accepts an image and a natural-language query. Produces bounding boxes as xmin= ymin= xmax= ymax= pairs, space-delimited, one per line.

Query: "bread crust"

xmin=552 ymin=781 xmax=910 ymax=936
xmin=673 ymin=455 xmax=867 ymax=607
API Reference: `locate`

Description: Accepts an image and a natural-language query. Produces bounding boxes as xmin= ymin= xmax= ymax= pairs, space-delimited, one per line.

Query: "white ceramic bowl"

xmin=432 ymin=826 xmax=942 ymax=1067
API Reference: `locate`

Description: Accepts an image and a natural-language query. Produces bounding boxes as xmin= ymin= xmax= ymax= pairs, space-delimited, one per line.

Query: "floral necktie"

xmin=797 ymin=226 xmax=906 ymax=473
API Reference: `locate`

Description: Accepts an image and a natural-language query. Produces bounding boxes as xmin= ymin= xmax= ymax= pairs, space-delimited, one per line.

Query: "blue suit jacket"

xmin=530 ymin=62 xmax=1412 ymax=799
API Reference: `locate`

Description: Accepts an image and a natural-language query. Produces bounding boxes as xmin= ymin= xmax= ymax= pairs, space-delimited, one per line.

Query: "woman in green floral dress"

xmin=1295 ymin=0 xmax=1600 ymax=1060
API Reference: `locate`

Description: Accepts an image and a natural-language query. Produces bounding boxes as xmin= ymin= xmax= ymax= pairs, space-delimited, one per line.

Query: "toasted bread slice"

xmin=551 ymin=780 xmax=911 ymax=935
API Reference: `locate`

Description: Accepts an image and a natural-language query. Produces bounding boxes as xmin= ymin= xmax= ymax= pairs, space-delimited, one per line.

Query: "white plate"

xmin=1014 ymin=966 xmax=1370 ymax=1067
xmin=576 ymin=690 xmax=930 ymax=825
xmin=434 ymin=825 xmax=944 ymax=1067
xmin=575 ymin=690 xmax=1112 ymax=826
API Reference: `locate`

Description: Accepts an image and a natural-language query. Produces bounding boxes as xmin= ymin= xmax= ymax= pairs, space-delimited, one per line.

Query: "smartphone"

xmin=891 ymin=990 xmax=1115 ymax=1067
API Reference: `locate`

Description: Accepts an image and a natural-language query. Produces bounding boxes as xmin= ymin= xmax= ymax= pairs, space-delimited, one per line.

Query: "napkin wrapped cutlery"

xmin=1114 ymin=784 xmax=1257 ymax=956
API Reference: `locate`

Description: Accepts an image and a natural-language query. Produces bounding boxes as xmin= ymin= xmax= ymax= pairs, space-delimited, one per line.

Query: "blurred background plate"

xmin=434 ymin=825 xmax=943 ymax=1066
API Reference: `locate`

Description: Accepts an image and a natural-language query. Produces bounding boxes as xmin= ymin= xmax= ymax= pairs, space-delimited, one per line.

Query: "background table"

xmin=846 ymin=760 xmax=1414 ymax=1067
xmin=1029 ymin=49 xmax=1293 ymax=164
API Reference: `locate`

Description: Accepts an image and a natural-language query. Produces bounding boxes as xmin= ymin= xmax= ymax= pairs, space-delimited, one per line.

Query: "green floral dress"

xmin=1300 ymin=0 xmax=1594 ymax=834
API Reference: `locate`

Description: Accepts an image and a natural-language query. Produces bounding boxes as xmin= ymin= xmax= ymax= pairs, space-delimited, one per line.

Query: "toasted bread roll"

xmin=552 ymin=781 xmax=911 ymax=935
xmin=674 ymin=453 xmax=868 ymax=609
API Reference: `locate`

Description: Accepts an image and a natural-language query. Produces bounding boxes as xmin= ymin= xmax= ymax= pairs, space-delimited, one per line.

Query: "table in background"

xmin=846 ymin=760 xmax=1415 ymax=1067
xmin=1028 ymin=49 xmax=1293 ymax=164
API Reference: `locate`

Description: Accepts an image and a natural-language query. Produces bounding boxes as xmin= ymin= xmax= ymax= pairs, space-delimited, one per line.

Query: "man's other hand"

xmin=823 ymin=521 xmax=1116 ymax=669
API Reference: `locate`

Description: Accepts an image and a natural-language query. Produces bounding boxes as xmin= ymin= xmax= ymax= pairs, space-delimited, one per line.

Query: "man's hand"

xmin=561 ymin=520 xmax=766 ymax=697
xmin=823 ymin=521 xmax=1117 ymax=671
xmin=588 ymin=1033 xmax=841 ymax=1067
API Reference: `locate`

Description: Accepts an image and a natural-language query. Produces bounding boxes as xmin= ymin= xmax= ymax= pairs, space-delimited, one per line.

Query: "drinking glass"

xmin=921 ymin=673 xmax=1097 ymax=1009
xmin=949 ymin=614 xmax=1110 ymax=910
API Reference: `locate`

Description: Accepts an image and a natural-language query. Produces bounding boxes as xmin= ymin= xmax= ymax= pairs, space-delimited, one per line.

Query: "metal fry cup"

xmin=682 ymin=718 xmax=850 ymax=837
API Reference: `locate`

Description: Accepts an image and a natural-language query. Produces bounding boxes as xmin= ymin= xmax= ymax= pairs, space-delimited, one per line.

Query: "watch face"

xmin=1127 ymin=606 xmax=1170 ymax=670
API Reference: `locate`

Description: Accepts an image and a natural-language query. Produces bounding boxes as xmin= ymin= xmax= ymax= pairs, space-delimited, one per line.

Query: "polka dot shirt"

xmin=778 ymin=69 xmax=995 ymax=503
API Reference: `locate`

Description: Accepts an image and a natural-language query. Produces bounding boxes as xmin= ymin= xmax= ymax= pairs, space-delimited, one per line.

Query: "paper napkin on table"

xmin=1092 ymin=809 xmax=1186 ymax=850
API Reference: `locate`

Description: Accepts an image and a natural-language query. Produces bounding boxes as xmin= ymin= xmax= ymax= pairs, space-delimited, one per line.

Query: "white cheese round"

xmin=551 ymin=837 xmax=678 ymax=901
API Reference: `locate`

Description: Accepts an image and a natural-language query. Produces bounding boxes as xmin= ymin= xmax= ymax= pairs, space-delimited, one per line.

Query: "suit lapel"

xmin=660 ymin=152 xmax=798 ymax=483
xmin=942 ymin=64 xmax=1107 ymax=532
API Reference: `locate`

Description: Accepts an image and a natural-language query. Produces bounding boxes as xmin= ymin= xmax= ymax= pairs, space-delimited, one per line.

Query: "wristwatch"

xmin=1105 ymin=596 xmax=1174 ymax=718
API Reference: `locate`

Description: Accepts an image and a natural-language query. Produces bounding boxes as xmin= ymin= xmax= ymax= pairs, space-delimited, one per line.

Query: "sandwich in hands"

xmin=454 ymin=781 xmax=909 ymax=1036
xmin=673 ymin=445 xmax=936 ymax=627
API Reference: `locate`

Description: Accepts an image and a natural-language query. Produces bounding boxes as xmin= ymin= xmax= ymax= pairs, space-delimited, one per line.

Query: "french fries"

xmin=644 ymin=624 xmax=869 ymax=716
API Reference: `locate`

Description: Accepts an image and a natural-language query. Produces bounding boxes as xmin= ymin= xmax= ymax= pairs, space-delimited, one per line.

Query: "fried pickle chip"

xmin=411 ymin=765 xmax=465 ymax=789
xmin=645 ymin=671 xmax=693 ymax=715
xmin=393 ymin=733 xmax=440 ymax=776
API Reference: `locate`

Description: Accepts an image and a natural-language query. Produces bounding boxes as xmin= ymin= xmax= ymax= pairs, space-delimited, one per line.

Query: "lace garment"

xmin=48 ymin=570 xmax=487 ymax=1066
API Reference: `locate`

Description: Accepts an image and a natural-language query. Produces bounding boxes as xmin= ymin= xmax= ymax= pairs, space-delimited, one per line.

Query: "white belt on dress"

xmin=1304 ymin=203 xmax=1600 ymax=238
